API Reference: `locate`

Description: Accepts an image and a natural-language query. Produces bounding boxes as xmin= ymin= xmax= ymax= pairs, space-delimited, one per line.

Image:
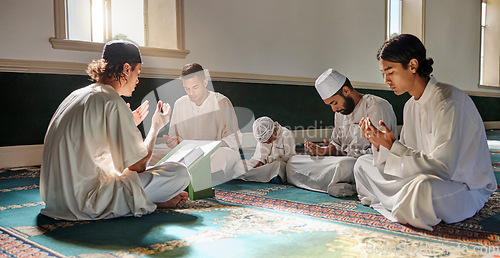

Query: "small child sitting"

xmin=234 ymin=116 xmax=296 ymax=183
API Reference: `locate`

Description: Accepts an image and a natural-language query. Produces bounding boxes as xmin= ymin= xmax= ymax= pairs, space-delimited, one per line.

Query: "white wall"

xmin=425 ymin=0 xmax=484 ymax=92
xmin=0 ymin=0 xmax=497 ymax=93
xmin=0 ymin=0 xmax=384 ymax=84
xmin=180 ymin=0 xmax=385 ymax=82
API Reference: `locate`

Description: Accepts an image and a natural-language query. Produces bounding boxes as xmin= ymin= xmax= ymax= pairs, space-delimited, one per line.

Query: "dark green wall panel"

xmin=470 ymin=96 xmax=500 ymax=122
xmin=1 ymin=72 xmax=498 ymax=147
xmin=1 ymin=72 xmax=90 ymax=147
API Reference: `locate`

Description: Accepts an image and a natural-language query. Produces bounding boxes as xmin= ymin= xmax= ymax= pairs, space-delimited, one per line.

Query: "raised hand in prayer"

xmin=359 ymin=117 xmax=396 ymax=151
xmin=151 ymin=101 xmax=172 ymax=131
xmin=163 ymin=135 xmax=180 ymax=148
xmin=128 ymin=100 xmax=149 ymax=126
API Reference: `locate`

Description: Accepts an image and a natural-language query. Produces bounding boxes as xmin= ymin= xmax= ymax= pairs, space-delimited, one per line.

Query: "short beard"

xmin=339 ymin=93 xmax=355 ymax=115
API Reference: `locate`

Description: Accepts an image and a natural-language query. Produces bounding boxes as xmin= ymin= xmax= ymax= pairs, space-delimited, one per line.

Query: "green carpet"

xmin=1 ymin=131 xmax=499 ymax=257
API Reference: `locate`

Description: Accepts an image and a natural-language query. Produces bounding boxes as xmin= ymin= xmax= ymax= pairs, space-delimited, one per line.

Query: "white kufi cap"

xmin=314 ymin=68 xmax=347 ymax=100
xmin=253 ymin=116 xmax=275 ymax=143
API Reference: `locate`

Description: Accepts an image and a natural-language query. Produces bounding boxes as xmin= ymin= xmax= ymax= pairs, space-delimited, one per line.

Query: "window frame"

xmin=50 ymin=0 xmax=189 ymax=58
xmin=479 ymin=0 xmax=500 ymax=89
xmin=386 ymin=0 xmax=425 ymax=42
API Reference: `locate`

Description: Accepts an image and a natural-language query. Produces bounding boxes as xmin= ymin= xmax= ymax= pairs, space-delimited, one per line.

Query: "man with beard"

xmin=286 ymin=69 xmax=397 ymax=197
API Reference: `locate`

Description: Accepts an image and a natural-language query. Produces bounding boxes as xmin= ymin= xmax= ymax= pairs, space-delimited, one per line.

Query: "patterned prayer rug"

xmin=1 ymin=132 xmax=499 ymax=257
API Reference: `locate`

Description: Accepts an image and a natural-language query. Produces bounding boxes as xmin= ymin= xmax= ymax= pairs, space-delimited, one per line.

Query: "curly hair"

xmin=377 ymin=34 xmax=434 ymax=78
xmin=86 ymin=59 xmax=139 ymax=82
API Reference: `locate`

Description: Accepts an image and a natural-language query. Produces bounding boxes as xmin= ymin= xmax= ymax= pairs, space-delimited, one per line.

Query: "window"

xmin=386 ymin=0 xmax=424 ymax=41
xmin=50 ymin=0 xmax=189 ymax=58
xmin=387 ymin=0 xmax=401 ymax=39
xmin=480 ymin=0 xmax=500 ymax=87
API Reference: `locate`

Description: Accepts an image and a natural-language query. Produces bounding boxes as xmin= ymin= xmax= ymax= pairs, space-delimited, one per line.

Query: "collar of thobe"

xmin=190 ymin=91 xmax=214 ymax=112
xmin=415 ymin=76 xmax=438 ymax=105
xmin=92 ymin=83 xmax=120 ymax=97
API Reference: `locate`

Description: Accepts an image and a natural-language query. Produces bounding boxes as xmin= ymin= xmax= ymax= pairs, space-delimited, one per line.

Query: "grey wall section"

xmin=0 ymin=0 xmax=386 ymax=85
xmin=425 ymin=0 xmax=482 ymax=93
xmin=2 ymin=72 xmax=498 ymax=147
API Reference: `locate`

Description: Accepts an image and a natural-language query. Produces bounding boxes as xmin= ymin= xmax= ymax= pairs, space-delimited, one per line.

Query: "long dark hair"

xmin=377 ymin=34 xmax=434 ymax=77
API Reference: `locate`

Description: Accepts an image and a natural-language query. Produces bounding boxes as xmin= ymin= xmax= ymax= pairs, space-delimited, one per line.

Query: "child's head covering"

xmin=253 ymin=116 xmax=275 ymax=143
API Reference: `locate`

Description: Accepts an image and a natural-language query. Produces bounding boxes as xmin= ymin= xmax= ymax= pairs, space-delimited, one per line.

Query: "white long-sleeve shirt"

xmin=41 ymin=83 xmax=155 ymax=220
xmin=331 ymin=94 xmax=397 ymax=158
xmin=251 ymin=122 xmax=296 ymax=164
xmin=169 ymin=91 xmax=242 ymax=150
xmin=374 ymin=77 xmax=497 ymax=191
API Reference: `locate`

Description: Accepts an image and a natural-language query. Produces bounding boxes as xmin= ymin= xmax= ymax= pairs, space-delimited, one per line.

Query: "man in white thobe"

xmin=41 ymin=41 xmax=190 ymax=221
xmin=356 ymin=34 xmax=497 ymax=231
xmin=286 ymin=69 xmax=397 ymax=197
xmin=234 ymin=116 xmax=296 ymax=183
xmin=161 ymin=63 xmax=242 ymax=186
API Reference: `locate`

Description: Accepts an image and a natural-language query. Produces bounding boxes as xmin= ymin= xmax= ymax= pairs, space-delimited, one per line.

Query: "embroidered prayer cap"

xmin=314 ymin=68 xmax=347 ymax=100
xmin=253 ymin=116 xmax=275 ymax=143
xmin=102 ymin=40 xmax=142 ymax=64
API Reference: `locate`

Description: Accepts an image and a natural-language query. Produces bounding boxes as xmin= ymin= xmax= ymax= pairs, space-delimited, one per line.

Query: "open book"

xmin=164 ymin=146 xmax=204 ymax=167
xmin=160 ymin=140 xmax=221 ymax=167
xmin=154 ymin=140 xmax=221 ymax=198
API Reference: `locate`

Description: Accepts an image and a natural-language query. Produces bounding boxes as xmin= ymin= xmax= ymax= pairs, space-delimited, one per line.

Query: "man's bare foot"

xmin=156 ymin=191 xmax=189 ymax=208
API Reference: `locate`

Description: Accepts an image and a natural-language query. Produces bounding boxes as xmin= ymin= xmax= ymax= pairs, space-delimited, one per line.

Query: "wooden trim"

xmin=0 ymin=145 xmax=43 ymax=169
xmin=0 ymin=58 xmax=88 ymax=75
xmin=208 ymin=71 xmax=315 ymax=86
xmin=485 ymin=121 xmax=500 ymax=130
xmin=53 ymin=0 xmax=66 ymax=39
xmin=1 ymin=58 xmax=500 ymax=98
xmin=421 ymin=0 xmax=426 ymax=44
xmin=51 ymin=0 xmax=189 ymax=59
xmin=144 ymin=0 xmax=149 ymax=46
xmin=479 ymin=84 xmax=500 ymax=91
xmin=385 ymin=0 xmax=388 ymax=39
xmin=464 ymin=89 xmax=500 ymax=98
xmin=176 ymin=0 xmax=186 ymax=51
xmin=49 ymin=38 xmax=190 ymax=58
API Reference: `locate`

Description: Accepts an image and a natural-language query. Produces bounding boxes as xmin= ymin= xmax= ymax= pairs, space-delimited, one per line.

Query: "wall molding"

xmin=49 ymin=38 xmax=190 ymax=59
xmin=485 ymin=121 xmax=500 ymax=130
xmin=0 ymin=145 xmax=43 ymax=169
xmin=1 ymin=58 xmax=500 ymax=97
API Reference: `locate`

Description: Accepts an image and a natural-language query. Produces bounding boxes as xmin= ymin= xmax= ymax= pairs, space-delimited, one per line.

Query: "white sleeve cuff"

xmin=373 ymin=144 xmax=390 ymax=166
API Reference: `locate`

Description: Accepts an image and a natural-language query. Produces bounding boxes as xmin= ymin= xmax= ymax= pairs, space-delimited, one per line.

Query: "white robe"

xmin=287 ymin=94 xmax=397 ymax=197
xmin=354 ymin=77 xmax=497 ymax=231
xmin=234 ymin=123 xmax=296 ymax=182
xmin=40 ymin=83 xmax=189 ymax=220
xmin=153 ymin=91 xmax=242 ymax=186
